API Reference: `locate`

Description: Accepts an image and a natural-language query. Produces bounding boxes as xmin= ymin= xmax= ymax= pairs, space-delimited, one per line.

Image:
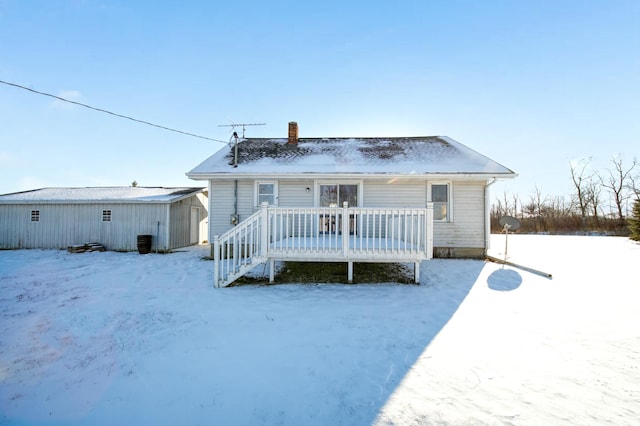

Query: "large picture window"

xmin=430 ymin=183 xmax=450 ymax=221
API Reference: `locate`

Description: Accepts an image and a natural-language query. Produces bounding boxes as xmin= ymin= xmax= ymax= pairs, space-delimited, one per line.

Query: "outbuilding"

xmin=0 ymin=186 xmax=208 ymax=252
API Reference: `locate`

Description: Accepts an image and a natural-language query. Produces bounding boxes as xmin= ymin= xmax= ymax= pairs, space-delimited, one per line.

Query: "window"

xmin=319 ymin=184 xmax=358 ymax=207
xmin=31 ymin=210 xmax=40 ymax=222
xmin=318 ymin=183 xmax=360 ymax=234
xmin=430 ymin=183 xmax=450 ymax=221
xmin=256 ymin=182 xmax=277 ymax=206
xmin=102 ymin=210 xmax=112 ymax=222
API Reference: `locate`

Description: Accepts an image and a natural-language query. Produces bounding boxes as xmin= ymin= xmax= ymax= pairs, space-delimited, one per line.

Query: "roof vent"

xmin=288 ymin=121 xmax=298 ymax=144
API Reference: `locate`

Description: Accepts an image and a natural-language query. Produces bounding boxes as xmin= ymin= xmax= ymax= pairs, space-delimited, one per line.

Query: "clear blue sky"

xmin=1 ymin=0 xmax=638 ymax=202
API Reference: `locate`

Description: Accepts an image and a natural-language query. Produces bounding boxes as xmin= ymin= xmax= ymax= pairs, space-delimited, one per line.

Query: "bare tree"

xmin=524 ymin=186 xmax=549 ymax=232
xmin=569 ymin=158 xmax=592 ymax=218
xmin=585 ymin=177 xmax=603 ymax=226
xmin=628 ymin=173 xmax=640 ymax=202
xmin=512 ymin=193 xmax=521 ymax=219
xmin=600 ymin=155 xmax=638 ymax=220
xmin=500 ymin=190 xmax=511 ymax=217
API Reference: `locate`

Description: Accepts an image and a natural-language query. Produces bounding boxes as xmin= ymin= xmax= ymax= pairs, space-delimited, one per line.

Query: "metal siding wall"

xmin=101 ymin=204 xmax=168 ymax=251
xmin=170 ymin=201 xmax=187 ymax=249
xmin=433 ymin=182 xmax=485 ymax=248
xmin=0 ymin=205 xmax=30 ymax=248
xmin=0 ymin=203 xmax=168 ymax=250
xmin=168 ymin=193 xmax=208 ymax=249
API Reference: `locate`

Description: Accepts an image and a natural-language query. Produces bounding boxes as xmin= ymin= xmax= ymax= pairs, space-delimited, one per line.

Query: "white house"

xmin=0 ymin=187 xmax=208 ymax=252
xmin=187 ymin=122 xmax=515 ymax=287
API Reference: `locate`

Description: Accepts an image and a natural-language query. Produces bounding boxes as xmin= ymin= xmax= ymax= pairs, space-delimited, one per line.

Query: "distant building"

xmin=0 ymin=187 xmax=208 ymax=251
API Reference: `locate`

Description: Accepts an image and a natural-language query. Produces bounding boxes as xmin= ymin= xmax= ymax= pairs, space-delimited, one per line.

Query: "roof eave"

xmin=186 ymin=171 xmax=517 ymax=180
xmin=0 ymin=187 xmax=207 ymax=205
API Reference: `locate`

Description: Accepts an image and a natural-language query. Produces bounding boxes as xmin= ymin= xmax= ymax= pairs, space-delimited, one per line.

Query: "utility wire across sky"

xmin=0 ymin=79 xmax=228 ymax=144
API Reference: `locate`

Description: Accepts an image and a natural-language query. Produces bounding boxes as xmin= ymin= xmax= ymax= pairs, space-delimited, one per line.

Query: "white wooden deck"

xmin=212 ymin=203 xmax=434 ymax=287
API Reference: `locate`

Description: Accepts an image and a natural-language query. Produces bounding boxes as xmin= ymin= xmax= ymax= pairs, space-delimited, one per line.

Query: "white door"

xmin=190 ymin=207 xmax=199 ymax=244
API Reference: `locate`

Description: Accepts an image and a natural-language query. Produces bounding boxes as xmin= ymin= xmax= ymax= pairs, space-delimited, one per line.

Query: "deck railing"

xmin=213 ymin=202 xmax=433 ymax=287
xmin=212 ymin=209 xmax=267 ymax=288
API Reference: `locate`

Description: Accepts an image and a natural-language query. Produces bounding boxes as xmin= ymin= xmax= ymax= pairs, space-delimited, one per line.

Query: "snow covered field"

xmin=1 ymin=235 xmax=638 ymax=425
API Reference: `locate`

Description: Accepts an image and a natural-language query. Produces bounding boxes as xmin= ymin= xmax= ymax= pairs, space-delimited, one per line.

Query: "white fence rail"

xmin=213 ymin=203 xmax=433 ymax=287
xmin=212 ymin=209 xmax=267 ymax=288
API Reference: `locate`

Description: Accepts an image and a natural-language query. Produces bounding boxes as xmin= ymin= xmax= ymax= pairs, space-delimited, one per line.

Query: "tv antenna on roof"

xmin=217 ymin=122 xmax=266 ymax=138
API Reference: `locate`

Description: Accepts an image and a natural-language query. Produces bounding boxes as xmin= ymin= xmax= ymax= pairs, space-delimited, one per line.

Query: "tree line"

xmin=491 ymin=155 xmax=640 ymax=236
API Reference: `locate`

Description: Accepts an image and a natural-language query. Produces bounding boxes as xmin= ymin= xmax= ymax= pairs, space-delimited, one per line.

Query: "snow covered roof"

xmin=0 ymin=187 xmax=206 ymax=204
xmin=187 ymin=136 xmax=515 ymax=179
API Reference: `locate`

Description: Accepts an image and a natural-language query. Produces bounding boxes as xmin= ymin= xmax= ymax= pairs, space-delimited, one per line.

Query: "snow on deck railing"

xmin=213 ymin=202 xmax=433 ymax=287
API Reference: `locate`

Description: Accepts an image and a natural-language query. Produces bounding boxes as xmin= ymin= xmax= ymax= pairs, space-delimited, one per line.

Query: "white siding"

xmin=209 ymin=180 xmax=254 ymax=238
xmin=237 ymin=180 xmax=254 ymax=216
xmin=363 ymin=179 xmax=426 ymax=208
xmin=207 ymin=178 xmax=487 ymax=252
xmin=209 ymin=181 xmax=235 ymax=238
xmin=279 ymin=180 xmax=314 ymax=207
xmin=432 ymin=182 xmax=485 ymax=248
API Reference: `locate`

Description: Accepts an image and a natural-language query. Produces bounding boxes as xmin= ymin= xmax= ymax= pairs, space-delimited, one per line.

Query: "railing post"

xmin=213 ymin=235 xmax=220 ymax=288
xmin=342 ymin=201 xmax=349 ymax=256
xmin=426 ymin=202 xmax=434 ymax=259
xmin=260 ymin=202 xmax=269 ymax=257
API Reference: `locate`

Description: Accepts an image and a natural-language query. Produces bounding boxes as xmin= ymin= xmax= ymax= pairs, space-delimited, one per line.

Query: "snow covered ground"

xmin=1 ymin=235 xmax=638 ymax=425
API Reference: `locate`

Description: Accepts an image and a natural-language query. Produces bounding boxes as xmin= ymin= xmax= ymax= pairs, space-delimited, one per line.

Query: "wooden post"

xmin=425 ymin=202 xmax=434 ymax=259
xmin=342 ymin=202 xmax=349 ymax=256
xmin=269 ymin=259 xmax=275 ymax=283
xmin=260 ymin=202 xmax=269 ymax=257
xmin=213 ymin=235 xmax=220 ymax=288
xmin=347 ymin=261 xmax=353 ymax=283
xmin=414 ymin=261 xmax=420 ymax=284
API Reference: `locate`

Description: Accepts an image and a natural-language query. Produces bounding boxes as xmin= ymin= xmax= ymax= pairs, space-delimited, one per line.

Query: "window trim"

xmin=31 ymin=210 xmax=40 ymax=222
xmin=428 ymin=181 xmax=452 ymax=222
xmin=255 ymin=181 xmax=278 ymax=207
xmin=102 ymin=209 xmax=112 ymax=222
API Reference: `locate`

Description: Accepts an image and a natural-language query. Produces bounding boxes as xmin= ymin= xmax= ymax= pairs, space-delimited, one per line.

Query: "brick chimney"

xmin=288 ymin=121 xmax=298 ymax=144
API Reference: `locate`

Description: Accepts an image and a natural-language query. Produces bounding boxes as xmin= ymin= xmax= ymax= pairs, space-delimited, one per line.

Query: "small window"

xmin=256 ymin=182 xmax=277 ymax=206
xmin=431 ymin=183 xmax=450 ymax=221
xmin=102 ymin=210 xmax=112 ymax=222
xmin=31 ymin=210 xmax=40 ymax=222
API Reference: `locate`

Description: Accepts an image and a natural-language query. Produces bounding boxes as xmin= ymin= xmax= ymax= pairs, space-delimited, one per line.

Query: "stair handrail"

xmin=212 ymin=204 xmax=269 ymax=287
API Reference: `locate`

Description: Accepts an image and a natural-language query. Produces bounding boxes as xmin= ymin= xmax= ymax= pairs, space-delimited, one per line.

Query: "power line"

xmin=0 ymin=79 xmax=228 ymax=144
